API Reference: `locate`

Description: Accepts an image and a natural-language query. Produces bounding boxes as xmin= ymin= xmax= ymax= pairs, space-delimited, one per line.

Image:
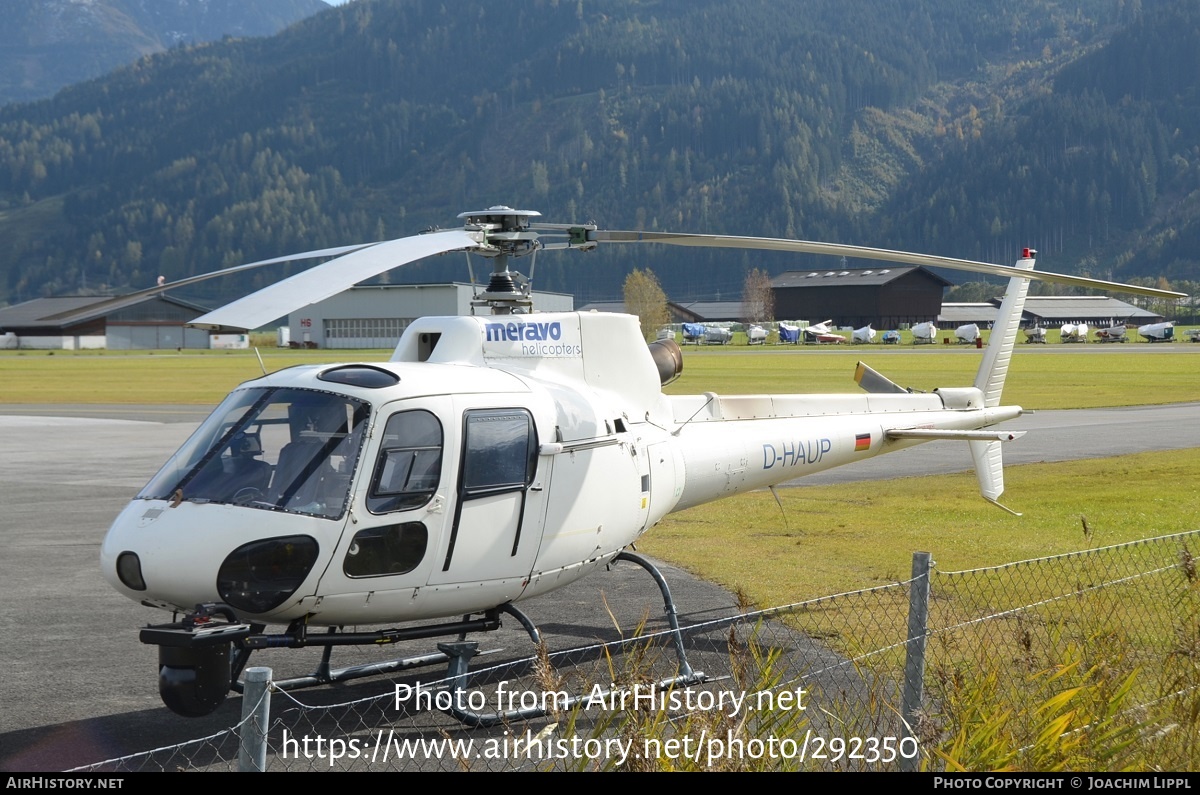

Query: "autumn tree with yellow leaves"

xmin=623 ymin=268 xmax=670 ymax=341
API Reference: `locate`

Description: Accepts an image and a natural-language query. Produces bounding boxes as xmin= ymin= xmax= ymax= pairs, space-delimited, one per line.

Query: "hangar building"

xmin=937 ymin=295 xmax=1162 ymax=330
xmin=770 ymin=266 xmax=952 ymax=328
xmin=938 ymin=303 xmax=998 ymax=329
xmin=1017 ymin=296 xmax=1162 ymax=327
xmin=0 ymin=294 xmax=212 ymax=350
xmin=574 ymin=299 xmax=743 ymax=324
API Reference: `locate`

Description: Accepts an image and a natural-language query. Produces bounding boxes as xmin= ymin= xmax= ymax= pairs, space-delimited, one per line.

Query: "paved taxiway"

xmin=0 ymin=401 xmax=1197 ymax=770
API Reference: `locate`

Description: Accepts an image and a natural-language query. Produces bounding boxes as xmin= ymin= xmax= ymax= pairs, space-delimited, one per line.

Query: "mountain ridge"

xmin=0 ymin=0 xmax=1195 ymax=309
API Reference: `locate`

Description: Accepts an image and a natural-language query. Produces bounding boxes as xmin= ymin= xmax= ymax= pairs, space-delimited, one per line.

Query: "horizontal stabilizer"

xmin=854 ymin=362 xmax=909 ymax=394
xmin=886 ymin=429 xmax=1025 ymax=442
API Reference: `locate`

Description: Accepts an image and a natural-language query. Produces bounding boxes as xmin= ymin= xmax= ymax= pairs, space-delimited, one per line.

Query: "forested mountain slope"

xmin=0 ymin=0 xmax=330 ymax=107
xmin=0 ymin=0 xmax=1194 ymax=309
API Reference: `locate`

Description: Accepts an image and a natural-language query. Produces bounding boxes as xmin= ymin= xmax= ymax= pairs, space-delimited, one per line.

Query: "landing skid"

xmin=437 ymin=550 xmax=706 ymax=727
xmin=142 ymin=552 xmax=701 ymax=719
xmin=231 ymin=604 xmax=539 ymax=693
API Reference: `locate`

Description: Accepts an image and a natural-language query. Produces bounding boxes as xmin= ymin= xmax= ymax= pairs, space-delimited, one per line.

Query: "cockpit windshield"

xmin=139 ymin=387 xmax=370 ymax=520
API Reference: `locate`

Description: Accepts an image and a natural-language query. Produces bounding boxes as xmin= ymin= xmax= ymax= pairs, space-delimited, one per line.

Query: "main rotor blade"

xmin=594 ymin=231 xmax=1187 ymax=299
xmin=40 ymin=243 xmax=382 ymax=323
xmin=191 ymin=229 xmax=481 ymax=331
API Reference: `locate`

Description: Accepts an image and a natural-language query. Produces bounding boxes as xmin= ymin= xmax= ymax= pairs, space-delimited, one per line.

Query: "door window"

xmin=368 ymin=410 xmax=443 ymax=514
xmin=460 ymin=409 xmax=536 ymax=498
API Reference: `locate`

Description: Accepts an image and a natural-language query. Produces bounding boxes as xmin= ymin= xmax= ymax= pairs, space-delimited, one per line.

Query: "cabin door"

xmin=428 ymin=406 xmax=546 ymax=587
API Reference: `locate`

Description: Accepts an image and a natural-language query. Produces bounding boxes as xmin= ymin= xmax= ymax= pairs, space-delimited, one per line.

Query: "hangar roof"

xmin=673 ymin=301 xmax=744 ymax=321
xmin=1015 ymin=296 xmax=1158 ymax=321
xmin=0 ymin=297 xmax=101 ymax=328
xmin=939 ymin=303 xmax=999 ymax=324
xmin=771 ymin=265 xmax=952 ymax=289
xmin=0 ymin=294 xmax=209 ymax=331
xmin=577 ymin=300 xmax=747 ymax=323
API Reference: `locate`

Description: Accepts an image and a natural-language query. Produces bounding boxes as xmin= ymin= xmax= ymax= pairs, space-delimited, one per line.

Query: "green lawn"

xmin=0 ymin=347 xmax=389 ymax=405
xmin=2 ymin=344 xmax=1196 ymax=409
xmin=666 ymin=346 xmax=1199 ymax=409
xmin=5 ymin=330 xmax=1197 ymax=770
xmin=638 ymin=446 xmax=1200 ymax=607
xmin=3 ymin=338 xmax=1196 ymax=602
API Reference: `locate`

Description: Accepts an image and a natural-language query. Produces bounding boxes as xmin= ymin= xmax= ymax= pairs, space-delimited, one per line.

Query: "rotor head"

xmin=458 ymin=206 xmax=542 ymax=260
xmin=458 ymin=207 xmax=544 ymax=313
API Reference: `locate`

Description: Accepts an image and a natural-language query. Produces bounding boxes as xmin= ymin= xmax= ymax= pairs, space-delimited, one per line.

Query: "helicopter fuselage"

xmin=100 ymin=310 xmax=1019 ymax=629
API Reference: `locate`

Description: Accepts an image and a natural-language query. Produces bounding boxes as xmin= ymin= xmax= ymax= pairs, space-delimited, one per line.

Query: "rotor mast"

xmin=459 ymin=207 xmax=543 ymax=314
xmin=459 ymin=206 xmax=602 ymax=314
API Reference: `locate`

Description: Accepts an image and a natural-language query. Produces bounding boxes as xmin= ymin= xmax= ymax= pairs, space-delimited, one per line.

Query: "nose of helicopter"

xmin=100 ymin=500 xmax=323 ymax=617
xmin=100 ymin=501 xmax=214 ymax=608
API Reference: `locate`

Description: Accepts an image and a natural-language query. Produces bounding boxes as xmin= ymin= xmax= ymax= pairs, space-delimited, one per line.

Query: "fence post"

xmin=238 ymin=666 xmax=272 ymax=772
xmin=901 ymin=551 xmax=932 ymax=772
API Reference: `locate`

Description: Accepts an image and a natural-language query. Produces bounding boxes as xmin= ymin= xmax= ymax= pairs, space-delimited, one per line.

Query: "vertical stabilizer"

xmin=969 ymin=439 xmax=1021 ymax=515
xmin=974 ymin=252 xmax=1036 ymax=407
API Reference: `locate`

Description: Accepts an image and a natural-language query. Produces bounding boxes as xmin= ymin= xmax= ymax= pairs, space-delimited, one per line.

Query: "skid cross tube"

xmin=439 ymin=641 xmax=706 ymax=728
xmin=438 ymin=550 xmax=704 ymax=727
xmin=225 ymin=609 xmax=509 ymax=693
xmin=230 ymin=604 xmax=544 ymax=693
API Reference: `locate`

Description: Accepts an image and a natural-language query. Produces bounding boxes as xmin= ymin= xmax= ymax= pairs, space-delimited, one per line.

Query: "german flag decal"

xmin=854 ymin=433 xmax=871 ymax=452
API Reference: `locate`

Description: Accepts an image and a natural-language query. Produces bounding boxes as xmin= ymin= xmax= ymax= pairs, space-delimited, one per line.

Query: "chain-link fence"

xmin=919 ymin=530 xmax=1200 ymax=771
xmin=69 ymin=529 xmax=1200 ymax=772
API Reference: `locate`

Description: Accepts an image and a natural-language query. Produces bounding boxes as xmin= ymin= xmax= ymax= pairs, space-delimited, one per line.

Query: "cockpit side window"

xmin=367 ymin=410 xmax=443 ymax=514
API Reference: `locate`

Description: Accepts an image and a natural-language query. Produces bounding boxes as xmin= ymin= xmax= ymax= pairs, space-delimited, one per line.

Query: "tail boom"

xmin=665 ymin=400 xmax=1022 ymax=513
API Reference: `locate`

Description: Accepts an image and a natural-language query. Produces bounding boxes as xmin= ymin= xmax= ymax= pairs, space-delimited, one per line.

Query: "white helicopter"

xmin=86 ymin=207 xmax=1183 ymax=717
xmin=852 ymin=324 xmax=876 ymax=344
xmin=1061 ymin=322 xmax=1089 ymax=342
xmin=1095 ymin=323 xmax=1129 ymax=343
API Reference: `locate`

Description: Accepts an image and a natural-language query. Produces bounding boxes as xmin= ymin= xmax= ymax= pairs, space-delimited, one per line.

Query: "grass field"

xmin=718 ymin=324 xmax=1200 ymax=347
xmin=638 ymin=446 xmax=1200 ymax=607
xmin=668 ymin=345 xmax=1200 ymax=408
xmin=1 ymin=343 xmax=1197 ymax=408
